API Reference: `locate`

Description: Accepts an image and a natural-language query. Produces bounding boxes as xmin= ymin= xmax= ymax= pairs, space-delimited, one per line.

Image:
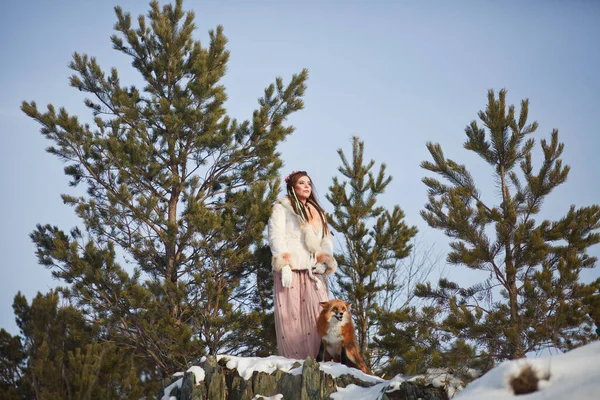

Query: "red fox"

xmin=316 ymin=299 xmax=369 ymax=374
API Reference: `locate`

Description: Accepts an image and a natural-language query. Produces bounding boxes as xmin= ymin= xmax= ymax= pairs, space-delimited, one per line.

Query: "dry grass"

xmin=509 ymin=364 xmax=542 ymax=395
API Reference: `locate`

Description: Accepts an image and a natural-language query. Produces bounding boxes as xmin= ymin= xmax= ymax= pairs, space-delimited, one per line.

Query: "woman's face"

xmin=293 ymin=175 xmax=312 ymax=202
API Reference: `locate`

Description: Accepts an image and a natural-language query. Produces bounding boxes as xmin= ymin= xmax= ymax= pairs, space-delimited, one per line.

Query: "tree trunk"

xmin=166 ymin=184 xmax=180 ymax=319
xmin=500 ymin=165 xmax=523 ymax=359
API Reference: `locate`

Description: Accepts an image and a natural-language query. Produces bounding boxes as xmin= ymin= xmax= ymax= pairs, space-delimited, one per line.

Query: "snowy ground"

xmin=162 ymin=341 xmax=600 ymax=400
xmin=455 ymin=341 xmax=600 ymax=400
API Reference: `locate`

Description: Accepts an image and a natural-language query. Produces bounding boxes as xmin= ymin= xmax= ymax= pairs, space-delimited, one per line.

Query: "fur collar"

xmin=275 ymin=196 xmax=322 ymax=253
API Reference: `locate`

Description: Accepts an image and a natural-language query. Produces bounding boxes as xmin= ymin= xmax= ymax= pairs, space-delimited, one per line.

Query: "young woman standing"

xmin=268 ymin=171 xmax=337 ymax=359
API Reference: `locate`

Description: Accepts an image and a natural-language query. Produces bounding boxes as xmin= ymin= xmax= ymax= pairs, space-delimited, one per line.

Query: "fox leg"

xmin=342 ymin=346 xmax=368 ymax=374
xmin=341 ymin=346 xmax=350 ymax=366
xmin=341 ymin=346 xmax=359 ymax=370
xmin=317 ymin=342 xmax=325 ymax=362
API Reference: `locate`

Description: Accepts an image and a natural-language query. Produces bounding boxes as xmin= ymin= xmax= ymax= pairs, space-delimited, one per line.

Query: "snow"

xmin=330 ymin=381 xmax=390 ymax=400
xmin=455 ymin=341 xmax=600 ymax=400
xmin=161 ymin=377 xmax=182 ymax=400
xmin=162 ymin=342 xmax=600 ymax=400
xmin=318 ymin=361 xmax=386 ymax=384
xmin=216 ymin=355 xmax=305 ymax=379
xmin=187 ymin=366 xmax=205 ymax=384
xmin=329 ymin=374 xmax=403 ymax=400
xmin=410 ymin=369 xmax=465 ymax=398
xmin=327 ymin=367 xmax=467 ymax=399
xmin=160 ymin=365 xmax=206 ymax=400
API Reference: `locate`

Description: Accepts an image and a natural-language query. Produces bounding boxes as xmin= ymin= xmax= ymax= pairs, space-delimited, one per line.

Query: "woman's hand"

xmin=312 ymin=263 xmax=327 ymax=275
xmin=281 ymin=266 xmax=293 ymax=288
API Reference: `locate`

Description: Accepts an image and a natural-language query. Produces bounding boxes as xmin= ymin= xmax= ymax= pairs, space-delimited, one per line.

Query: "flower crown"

xmin=284 ymin=171 xmax=297 ymax=184
xmin=284 ymin=170 xmax=307 ymax=184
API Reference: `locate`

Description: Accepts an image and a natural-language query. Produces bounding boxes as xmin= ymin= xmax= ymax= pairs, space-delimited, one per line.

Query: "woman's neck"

xmin=293 ymin=195 xmax=308 ymax=205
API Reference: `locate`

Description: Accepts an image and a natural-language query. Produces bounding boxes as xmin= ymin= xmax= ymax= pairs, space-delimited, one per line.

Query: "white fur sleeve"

xmin=317 ymin=231 xmax=337 ymax=275
xmin=320 ymin=231 xmax=334 ymax=255
xmin=268 ymin=203 xmax=290 ymax=271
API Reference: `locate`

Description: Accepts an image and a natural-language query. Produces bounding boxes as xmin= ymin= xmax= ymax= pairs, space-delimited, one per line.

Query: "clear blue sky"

xmin=1 ymin=0 xmax=599 ymax=334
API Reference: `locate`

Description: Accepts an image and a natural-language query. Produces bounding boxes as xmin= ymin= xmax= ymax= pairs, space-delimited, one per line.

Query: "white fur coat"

xmin=268 ymin=196 xmax=337 ymax=275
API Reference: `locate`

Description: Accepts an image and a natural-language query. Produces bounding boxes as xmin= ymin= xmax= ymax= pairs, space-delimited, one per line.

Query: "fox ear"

xmin=319 ymin=301 xmax=328 ymax=308
xmin=345 ymin=301 xmax=351 ymax=308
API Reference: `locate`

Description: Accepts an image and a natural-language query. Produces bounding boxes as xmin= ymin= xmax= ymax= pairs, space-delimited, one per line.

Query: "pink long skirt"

xmin=274 ymin=270 xmax=329 ymax=360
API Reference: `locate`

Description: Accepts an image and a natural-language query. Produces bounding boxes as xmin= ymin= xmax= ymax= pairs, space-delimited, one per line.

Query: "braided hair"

xmin=285 ymin=171 xmax=329 ymax=237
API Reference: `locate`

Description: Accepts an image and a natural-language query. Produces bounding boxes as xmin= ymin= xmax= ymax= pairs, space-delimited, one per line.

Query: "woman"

xmin=268 ymin=170 xmax=337 ymax=359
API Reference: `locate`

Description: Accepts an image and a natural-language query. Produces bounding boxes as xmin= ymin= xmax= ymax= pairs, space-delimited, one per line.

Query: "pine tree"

xmin=0 ymin=329 xmax=26 ymax=399
xmin=223 ymin=244 xmax=277 ymax=357
xmin=3 ymin=291 xmax=151 ymax=399
xmin=326 ymin=136 xmax=418 ymax=370
xmin=374 ymin=305 xmax=488 ymax=380
xmin=418 ymin=89 xmax=600 ymax=362
xmin=22 ymin=0 xmax=307 ymax=376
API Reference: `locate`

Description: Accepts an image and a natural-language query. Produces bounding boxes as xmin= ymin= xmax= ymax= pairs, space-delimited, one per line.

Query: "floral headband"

xmin=284 ymin=170 xmax=307 ymax=184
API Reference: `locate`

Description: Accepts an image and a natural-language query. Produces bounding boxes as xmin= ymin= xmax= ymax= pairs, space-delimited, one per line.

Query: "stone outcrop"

xmin=160 ymin=356 xmax=449 ymax=400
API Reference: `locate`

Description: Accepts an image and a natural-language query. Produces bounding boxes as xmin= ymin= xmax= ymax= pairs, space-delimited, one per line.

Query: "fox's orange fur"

xmin=316 ymin=299 xmax=368 ymax=374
